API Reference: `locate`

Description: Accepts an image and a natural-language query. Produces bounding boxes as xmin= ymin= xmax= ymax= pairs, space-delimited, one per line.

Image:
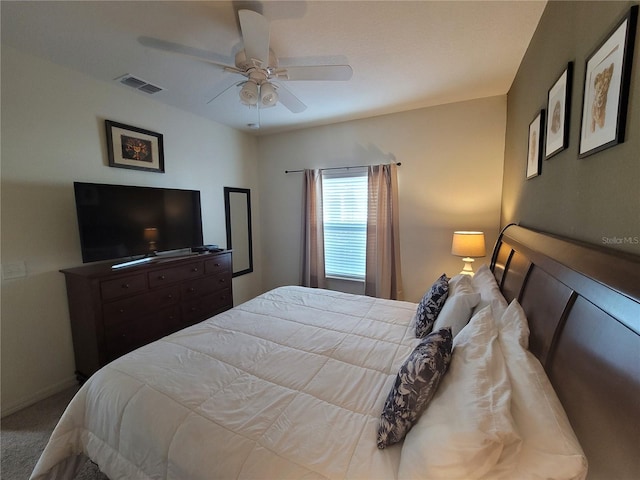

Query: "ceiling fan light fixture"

xmin=239 ymin=81 xmax=259 ymax=105
xmin=260 ymin=82 xmax=278 ymax=107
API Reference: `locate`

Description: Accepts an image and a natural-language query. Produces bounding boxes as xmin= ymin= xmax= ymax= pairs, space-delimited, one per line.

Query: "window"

xmin=322 ymin=170 xmax=367 ymax=280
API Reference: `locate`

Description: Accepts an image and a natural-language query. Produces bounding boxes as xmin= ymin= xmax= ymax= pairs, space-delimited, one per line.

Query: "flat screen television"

xmin=74 ymin=182 xmax=203 ymax=263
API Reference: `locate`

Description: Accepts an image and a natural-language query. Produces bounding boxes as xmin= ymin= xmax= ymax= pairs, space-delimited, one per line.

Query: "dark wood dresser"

xmin=60 ymin=251 xmax=233 ymax=382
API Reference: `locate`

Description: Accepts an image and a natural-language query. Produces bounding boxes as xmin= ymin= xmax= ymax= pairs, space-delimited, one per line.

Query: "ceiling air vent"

xmin=115 ymin=74 xmax=164 ymax=95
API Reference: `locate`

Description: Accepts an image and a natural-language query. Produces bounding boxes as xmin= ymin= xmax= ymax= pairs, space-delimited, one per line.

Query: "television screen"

xmin=74 ymin=182 xmax=203 ymax=263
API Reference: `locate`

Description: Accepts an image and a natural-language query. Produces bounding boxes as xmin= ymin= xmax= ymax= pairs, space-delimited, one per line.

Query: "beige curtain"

xmin=365 ymin=164 xmax=403 ymax=300
xmin=301 ymin=169 xmax=326 ymax=288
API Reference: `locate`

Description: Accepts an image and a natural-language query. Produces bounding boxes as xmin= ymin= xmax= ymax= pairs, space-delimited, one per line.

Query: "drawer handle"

xmin=219 ymin=278 xmax=226 ymax=283
xmin=119 ymin=308 xmax=125 ymax=314
xmin=158 ymin=275 xmax=166 ymax=280
xmin=190 ymin=306 xmax=198 ymax=312
xmin=188 ymin=287 xmax=196 ymax=293
xmin=192 ymin=267 xmax=199 ymax=272
xmin=214 ymin=263 xmax=220 ymax=267
xmin=122 ymin=283 xmax=130 ymax=289
xmin=166 ymin=294 xmax=174 ymax=299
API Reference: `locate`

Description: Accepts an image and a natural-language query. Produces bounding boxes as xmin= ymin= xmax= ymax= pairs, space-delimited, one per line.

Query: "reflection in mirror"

xmin=224 ymin=187 xmax=253 ymax=277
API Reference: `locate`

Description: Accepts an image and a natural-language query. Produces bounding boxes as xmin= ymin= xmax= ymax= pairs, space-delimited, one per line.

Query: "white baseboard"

xmin=1 ymin=375 xmax=78 ymax=418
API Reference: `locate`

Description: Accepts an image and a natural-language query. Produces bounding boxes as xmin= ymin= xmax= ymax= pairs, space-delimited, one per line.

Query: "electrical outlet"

xmin=2 ymin=261 xmax=27 ymax=280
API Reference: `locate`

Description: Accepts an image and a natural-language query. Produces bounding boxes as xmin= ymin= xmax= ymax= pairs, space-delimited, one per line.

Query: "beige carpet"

xmin=1 ymin=386 xmax=108 ymax=479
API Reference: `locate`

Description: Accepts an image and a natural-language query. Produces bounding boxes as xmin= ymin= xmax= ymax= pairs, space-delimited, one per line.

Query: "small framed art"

xmin=526 ymin=110 xmax=545 ymax=179
xmin=545 ymin=63 xmax=573 ymax=160
xmin=579 ymin=6 xmax=638 ymax=158
xmin=105 ymin=120 xmax=165 ymax=173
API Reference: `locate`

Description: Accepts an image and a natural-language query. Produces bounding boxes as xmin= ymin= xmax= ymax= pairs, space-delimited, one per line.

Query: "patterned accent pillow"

xmin=415 ymin=274 xmax=450 ymax=338
xmin=377 ymin=327 xmax=453 ymax=449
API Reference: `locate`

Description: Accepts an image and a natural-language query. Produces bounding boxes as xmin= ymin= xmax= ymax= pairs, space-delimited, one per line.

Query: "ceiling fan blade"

xmin=238 ymin=10 xmax=270 ymax=65
xmin=206 ymin=78 xmax=244 ymax=105
xmin=276 ymin=65 xmax=353 ymax=81
xmin=138 ymin=36 xmax=237 ymax=71
xmin=273 ymin=82 xmax=307 ymax=113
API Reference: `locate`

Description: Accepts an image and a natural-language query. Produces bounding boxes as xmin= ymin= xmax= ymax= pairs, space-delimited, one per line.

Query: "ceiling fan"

xmin=139 ymin=9 xmax=353 ymax=115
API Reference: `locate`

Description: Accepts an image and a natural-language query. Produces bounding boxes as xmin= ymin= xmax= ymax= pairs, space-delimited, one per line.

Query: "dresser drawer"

xmin=182 ymin=288 xmax=232 ymax=325
xmin=208 ymin=288 xmax=233 ymax=311
xmin=103 ymin=285 xmax=180 ymax=326
xmin=101 ymin=273 xmax=147 ymax=300
xmin=148 ymin=261 xmax=204 ymax=288
xmin=205 ymin=254 xmax=231 ymax=274
xmin=182 ymin=272 xmax=231 ymax=299
xmin=105 ymin=306 xmax=179 ymax=360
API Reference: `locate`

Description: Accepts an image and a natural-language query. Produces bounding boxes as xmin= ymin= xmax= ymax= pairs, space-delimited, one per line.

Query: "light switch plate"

xmin=2 ymin=261 xmax=27 ymax=280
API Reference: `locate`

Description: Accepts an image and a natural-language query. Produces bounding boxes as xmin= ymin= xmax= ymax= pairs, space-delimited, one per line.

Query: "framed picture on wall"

xmin=526 ymin=110 xmax=545 ymax=179
xmin=545 ymin=62 xmax=573 ymax=160
xmin=105 ymin=120 xmax=165 ymax=173
xmin=579 ymin=5 xmax=638 ymax=158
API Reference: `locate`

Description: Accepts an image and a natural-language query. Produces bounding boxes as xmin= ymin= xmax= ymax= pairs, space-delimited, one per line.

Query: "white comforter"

xmin=31 ymin=286 xmax=419 ymax=480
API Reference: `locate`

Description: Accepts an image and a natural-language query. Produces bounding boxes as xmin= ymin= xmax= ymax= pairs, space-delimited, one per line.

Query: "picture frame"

xmin=526 ymin=110 xmax=545 ymax=179
xmin=545 ymin=62 xmax=573 ymax=160
xmin=579 ymin=5 xmax=638 ymax=158
xmin=105 ymin=120 xmax=165 ymax=173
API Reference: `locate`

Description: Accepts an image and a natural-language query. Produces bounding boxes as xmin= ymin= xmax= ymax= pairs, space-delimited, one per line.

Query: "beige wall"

xmin=502 ymin=1 xmax=640 ymax=254
xmin=257 ymin=96 xmax=507 ymax=303
xmin=0 ymin=46 xmax=262 ymax=416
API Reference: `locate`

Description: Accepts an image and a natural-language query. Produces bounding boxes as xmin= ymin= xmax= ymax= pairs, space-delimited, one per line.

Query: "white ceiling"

xmin=1 ymin=1 xmax=546 ymax=135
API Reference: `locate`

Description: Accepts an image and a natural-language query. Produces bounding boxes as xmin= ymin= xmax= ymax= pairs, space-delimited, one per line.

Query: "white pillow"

xmin=497 ymin=300 xmax=588 ymax=480
xmin=432 ymin=292 xmax=481 ymax=338
xmin=398 ymin=306 xmax=521 ymax=479
xmin=495 ymin=297 xmax=529 ymax=349
xmin=472 ymin=264 xmax=508 ymax=319
xmin=448 ymin=274 xmax=475 ymax=296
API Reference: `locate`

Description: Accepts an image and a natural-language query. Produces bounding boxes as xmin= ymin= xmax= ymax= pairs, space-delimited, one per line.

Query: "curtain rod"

xmin=285 ymin=162 xmax=401 ymax=174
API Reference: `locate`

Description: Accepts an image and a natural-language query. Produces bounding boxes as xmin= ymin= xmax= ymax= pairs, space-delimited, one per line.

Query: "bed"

xmin=31 ymin=225 xmax=639 ymax=480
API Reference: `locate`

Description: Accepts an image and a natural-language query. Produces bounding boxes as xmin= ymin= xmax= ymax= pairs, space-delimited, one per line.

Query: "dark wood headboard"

xmin=489 ymin=225 xmax=640 ymax=480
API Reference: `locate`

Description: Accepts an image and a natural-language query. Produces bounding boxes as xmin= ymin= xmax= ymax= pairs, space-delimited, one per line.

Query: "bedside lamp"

xmin=451 ymin=231 xmax=486 ymax=276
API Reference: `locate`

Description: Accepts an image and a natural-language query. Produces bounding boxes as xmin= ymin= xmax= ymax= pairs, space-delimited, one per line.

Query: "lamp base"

xmin=459 ymin=257 xmax=476 ymax=276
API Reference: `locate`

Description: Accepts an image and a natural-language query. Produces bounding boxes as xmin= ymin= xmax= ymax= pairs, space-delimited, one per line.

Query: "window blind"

xmin=322 ymin=171 xmax=367 ymax=280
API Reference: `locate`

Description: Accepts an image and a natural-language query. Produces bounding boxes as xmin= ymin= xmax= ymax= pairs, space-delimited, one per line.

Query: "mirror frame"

xmin=224 ymin=187 xmax=253 ymax=277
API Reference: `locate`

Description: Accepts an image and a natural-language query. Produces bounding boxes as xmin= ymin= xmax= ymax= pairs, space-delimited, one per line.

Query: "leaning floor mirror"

xmin=224 ymin=187 xmax=253 ymax=277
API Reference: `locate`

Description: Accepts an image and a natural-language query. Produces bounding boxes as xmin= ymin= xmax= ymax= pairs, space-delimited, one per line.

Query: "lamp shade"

xmin=239 ymin=81 xmax=259 ymax=105
xmin=143 ymin=227 xmax=158 ymax=242
xmin=451 ymin=231 xmax=486 ymax=258
xmin=260 ymin=82 xmax=278 ymax=107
